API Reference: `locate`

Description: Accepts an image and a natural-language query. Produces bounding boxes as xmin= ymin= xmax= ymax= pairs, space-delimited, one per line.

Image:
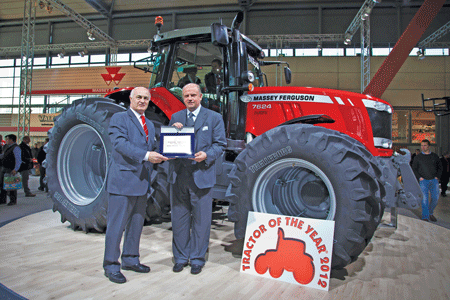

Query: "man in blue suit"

xmin=103 ymin=87 xmax=168 ymax=284
xmin=169 ymin=83 xmax=226 ymax=275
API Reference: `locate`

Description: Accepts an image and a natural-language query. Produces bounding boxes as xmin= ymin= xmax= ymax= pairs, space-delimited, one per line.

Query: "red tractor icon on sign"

xmin=254 ymin=228 xmax=315 ymax=285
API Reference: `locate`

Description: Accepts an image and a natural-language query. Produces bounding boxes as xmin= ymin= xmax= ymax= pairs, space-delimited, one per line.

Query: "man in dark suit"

xmin=103 ymin=87 xmax=168 ymax=284
xmin=168 ymin=83 xmax=226 ymax=275
xmin=37 ymin=138 xmax=49 ymax=192
xmin=18 ymin=136 xmax=36 ymax=197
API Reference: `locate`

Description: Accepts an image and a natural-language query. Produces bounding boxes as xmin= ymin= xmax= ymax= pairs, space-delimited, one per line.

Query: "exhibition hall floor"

xmin=1 ymin=177 xmax=450 ymax=299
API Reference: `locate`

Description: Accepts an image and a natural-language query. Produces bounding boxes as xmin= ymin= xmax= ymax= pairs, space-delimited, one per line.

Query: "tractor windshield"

xmin=167 ymin=41 xmax=224 ymax=113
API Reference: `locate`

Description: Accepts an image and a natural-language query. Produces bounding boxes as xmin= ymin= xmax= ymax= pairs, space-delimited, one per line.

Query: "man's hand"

xmin=172 ymin=122 xmax=184 ymax=130
xmin=190 ymin=151 xmax=207 ymax=162
xmin=148 ymin=152 xmax=169 ymax=164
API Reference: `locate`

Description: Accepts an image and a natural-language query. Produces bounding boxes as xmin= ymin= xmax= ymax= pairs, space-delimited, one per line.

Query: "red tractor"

xmin=46 ymin=12 xmax=421 ymax=269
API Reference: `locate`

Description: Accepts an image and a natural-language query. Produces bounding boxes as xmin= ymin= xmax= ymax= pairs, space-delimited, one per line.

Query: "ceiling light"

xmin=87 ymin=30 xmax=95 ymax=41
xmin=317 ymin=40 xmax=322 ymax=51
xmin=361 ymin=7 xmax=372 ymax=20
xmin=38 ymin=1 xmax=45 ymax=9
xmin=57 ymin=48 xmax=66 ymax=59
xmin=417 ymin=49 xmax=425 ymax=60
xmin=344 ymin=33 xmax=352 ymax=45
xmin=78 ymin=47 xmax=88 ymax=57
xmin=46 ymin=5 xmax=53 ymax=13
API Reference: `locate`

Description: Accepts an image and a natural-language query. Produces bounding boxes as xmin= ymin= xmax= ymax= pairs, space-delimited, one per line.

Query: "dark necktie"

xmin=186 ymin=112 xmax=195 ymax=127
xmin=140 ymin=115 xmax=148 ymax=141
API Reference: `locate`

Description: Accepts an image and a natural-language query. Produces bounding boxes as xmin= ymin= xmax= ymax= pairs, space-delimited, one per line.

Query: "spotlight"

xmin=344 ymin=33 xmax=352 ymax=45
xmin=361 ymin=7 xmax=371 ymax=20
xmin=87 ymin=30 xmax=95 ymax=41
xmin=46 ymin=5 xmax=53 ymax=13
xmin=417 ymin=49 xmax=425 ymax=60
xmin=38 ymin=1 xmax=45 ymax=9
xmin=317 ymin=40 xmax=322 ymax=51
xmin=57 ymin=48 xmax=66 ymax=59
xmin=78 ymin=47 xmax=88 ymax=57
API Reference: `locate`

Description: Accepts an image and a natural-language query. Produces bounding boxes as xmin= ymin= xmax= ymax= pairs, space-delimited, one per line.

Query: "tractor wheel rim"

xmin=252 ymin=158 xmax=336 ymax=220
xmin=57 ymin=124 xmax=108 ymax=206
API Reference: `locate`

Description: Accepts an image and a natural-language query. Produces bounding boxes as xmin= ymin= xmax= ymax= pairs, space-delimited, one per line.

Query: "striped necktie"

xmin=140 ymin=115 xmax=148 ymax=141
xmin=186 ymin=112 xmax=195 ymax=127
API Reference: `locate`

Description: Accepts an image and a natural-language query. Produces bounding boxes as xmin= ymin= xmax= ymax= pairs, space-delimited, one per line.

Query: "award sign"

xmin=240 ymin=212 xmax=335 ymax=291
xmin=160 ymin=126 xmax=195 ymax=158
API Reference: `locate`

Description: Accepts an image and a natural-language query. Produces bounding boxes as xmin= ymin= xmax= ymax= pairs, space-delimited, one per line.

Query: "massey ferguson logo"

xmin=241 ymin=212 xmax=334 ymax=291
xmin=101 ymin=67 xmax=125 ymax=86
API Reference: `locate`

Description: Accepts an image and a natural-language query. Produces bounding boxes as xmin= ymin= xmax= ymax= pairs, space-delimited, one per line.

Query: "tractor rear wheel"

xmin=226 ymin=124 xmax=383 ymax=269
xmin=47 ymin=98 xmax=170 ymax=232
xmin=47 ymin=99 xmax=125 ymax=232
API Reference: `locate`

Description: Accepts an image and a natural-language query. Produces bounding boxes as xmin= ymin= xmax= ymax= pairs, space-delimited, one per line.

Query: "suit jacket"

xmin=168 ymin=106 xmax=226 ymax=189
xmin=106 ymin=109 xmax=156 ymax=196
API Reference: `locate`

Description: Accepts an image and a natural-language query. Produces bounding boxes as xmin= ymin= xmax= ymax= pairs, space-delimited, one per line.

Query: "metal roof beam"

xmin=84 ymin=0 xmax=112 ymax=18
xmin=249 ymin=34 xmax=344 ymax=44
xmin=418 ymin=20 xmax=450 ymax=49
xmin=46 ymin=0 xmax=115 ymax=44
xmin=0 ymin=39 xmax=152 ymax=56
xmin=343 ymin=0 xmax=380 ymax=44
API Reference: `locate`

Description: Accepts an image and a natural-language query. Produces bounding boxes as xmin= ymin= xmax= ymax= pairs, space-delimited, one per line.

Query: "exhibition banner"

xmin=31 ymin=65 xmax=151 ymax=95
xmin=240 ymin=211 xmax=335 ymax=291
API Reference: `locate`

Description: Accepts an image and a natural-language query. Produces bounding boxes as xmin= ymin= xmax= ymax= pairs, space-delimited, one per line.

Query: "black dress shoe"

xmin=7 ymin=202 xmax=16 ymax=206
xmin=104 ymin=271 xmax=126 ymax=284
xmin=429 ymin=215 xmax=437 ymax=222
xmin=121 ymin=263 xmax=150 ymax=273
xmin=191 ymin=264 xmax=203 ymax=275
xmin=173 ymin=262 xmax=188 ymax=273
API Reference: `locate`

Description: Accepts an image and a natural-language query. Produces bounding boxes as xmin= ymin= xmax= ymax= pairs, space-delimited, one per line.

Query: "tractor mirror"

xmin=211 ymin=23 xmax=229 ymax=46
xmin=284 ymin=66 xmax=292 ymax=85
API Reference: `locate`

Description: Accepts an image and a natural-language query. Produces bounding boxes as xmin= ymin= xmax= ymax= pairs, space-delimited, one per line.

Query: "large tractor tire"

xmin=226 ymin=125 xmax=384 ymax=269
xmin=47 ymin=98 xmax=170 ymax=232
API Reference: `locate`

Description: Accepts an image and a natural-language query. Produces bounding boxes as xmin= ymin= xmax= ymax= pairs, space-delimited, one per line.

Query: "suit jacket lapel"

xmin=194 ymin=107 xmax=207 ymax=133
xmin=128 ymin=109 xmax=146 ymax=139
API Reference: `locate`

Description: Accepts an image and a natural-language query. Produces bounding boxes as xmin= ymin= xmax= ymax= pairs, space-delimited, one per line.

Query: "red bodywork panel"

xmin=105 ymin=86 xmax=393 ymax=158
xmin=246 ymin=86 xmax=393 ymax=157
xmin=149 ymin=87 xmax=186 ymax=120
xmin=104 ymin=87 xmax=186 ymax=120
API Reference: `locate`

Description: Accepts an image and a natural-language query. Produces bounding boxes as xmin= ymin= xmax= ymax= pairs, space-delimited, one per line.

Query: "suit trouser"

xmin=0 ymin=168 xmax=17 ymax=204
xmin=171 ymin=170 xmax=212 ymax=266
xmin=103 ymin=193 xmax=147 ymax=272
xmin=20 ymin=169 xmax=31 ymax=194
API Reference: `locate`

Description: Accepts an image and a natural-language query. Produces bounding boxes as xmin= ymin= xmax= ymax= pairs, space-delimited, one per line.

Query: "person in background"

xmin=0 ymin=134 xmax=22 ymax=206
xmin=204 ymin=59 xmax=222 ymax=94
xmin=177 ymin=66 xmax=202 ymax=89
xmin=37 ymin=138 xmax=49 ymax=192
xmin=410 ymin=148 xmax=420 ymax=166
xmin=32 ymin=142 xmax=39 ymax=159
xmin=412 ymin=139 xmax=442 ymax=222
xmin=18 ymin=136 xmax=36 ymax=197
xmin=440 ymin=152 xmax=450 ymax=197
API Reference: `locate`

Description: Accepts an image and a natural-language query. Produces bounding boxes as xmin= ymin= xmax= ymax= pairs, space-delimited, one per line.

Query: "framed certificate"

xmin=160 ymin=126 xmax=195 ymax=158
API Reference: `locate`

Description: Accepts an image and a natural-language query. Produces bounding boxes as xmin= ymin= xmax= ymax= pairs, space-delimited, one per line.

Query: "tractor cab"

xmin=133 ymin=13 xmax=290 ymax=143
